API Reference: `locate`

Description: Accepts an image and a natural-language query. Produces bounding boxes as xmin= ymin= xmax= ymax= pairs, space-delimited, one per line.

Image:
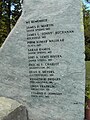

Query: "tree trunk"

xmin=7 ymin=0 xmax=11 ymax=34
xmin=0 ymin=1 xmax=2 ymax=19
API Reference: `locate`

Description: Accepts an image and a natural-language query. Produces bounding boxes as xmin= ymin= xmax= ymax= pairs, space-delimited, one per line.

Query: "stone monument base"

xmin=0 ymin=97 xmax=29 ymax=120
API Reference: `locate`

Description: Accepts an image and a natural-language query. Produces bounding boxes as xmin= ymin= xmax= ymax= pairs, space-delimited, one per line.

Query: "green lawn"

xmin=86 ymin=61 xmax=90 ymax=99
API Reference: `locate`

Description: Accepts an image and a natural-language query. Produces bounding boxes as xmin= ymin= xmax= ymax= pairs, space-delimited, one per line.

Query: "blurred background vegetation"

xmin=0 ymin=1 xmax=90 ymax=99
xmin=83 ymin=5 xmax=90 ymax=61
xmin=83 ymin=5 xmax=90 ymax=100
xmin=0 ymin=0 xmax=22 ymax=46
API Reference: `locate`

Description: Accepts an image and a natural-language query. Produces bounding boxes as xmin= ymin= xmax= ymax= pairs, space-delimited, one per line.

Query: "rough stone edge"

xmin=2 ymin=105 xmax=29 ymax=120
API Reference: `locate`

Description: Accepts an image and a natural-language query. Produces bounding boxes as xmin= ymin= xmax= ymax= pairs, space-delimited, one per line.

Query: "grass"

xmin=86 ymin=61 xmax=90 ymax=99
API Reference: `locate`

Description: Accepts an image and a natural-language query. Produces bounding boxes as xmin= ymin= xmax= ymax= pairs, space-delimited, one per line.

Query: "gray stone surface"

xmin=0 ymin=97 xmax=29 ymax=120
xmin=0 ymin=0 xmax=85 ymax=120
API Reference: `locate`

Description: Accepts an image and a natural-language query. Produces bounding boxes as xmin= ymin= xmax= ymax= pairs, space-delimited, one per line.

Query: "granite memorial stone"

xmin=0 ymin=0 xmax=85 ymax=120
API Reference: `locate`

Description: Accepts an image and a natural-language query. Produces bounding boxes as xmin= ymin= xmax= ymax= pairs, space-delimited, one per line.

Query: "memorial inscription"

xmin=26 ymin=19 xmax=75 ymax=98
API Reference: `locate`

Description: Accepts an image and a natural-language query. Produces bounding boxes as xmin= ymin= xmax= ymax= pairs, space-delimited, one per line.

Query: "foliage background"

xmin=0 ymin=0 xmax=22 ymax=46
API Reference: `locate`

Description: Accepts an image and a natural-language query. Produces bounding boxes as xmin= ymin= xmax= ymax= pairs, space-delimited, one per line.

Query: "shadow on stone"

xmin=0 ymin=97 xmax=29 ymax=120
xmin=2 ymin=105 xmax=29 ymax=120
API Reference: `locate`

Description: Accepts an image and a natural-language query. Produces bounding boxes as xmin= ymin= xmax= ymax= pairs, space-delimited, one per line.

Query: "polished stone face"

xmin=0 ymin=0 xmax=85 ymax=120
